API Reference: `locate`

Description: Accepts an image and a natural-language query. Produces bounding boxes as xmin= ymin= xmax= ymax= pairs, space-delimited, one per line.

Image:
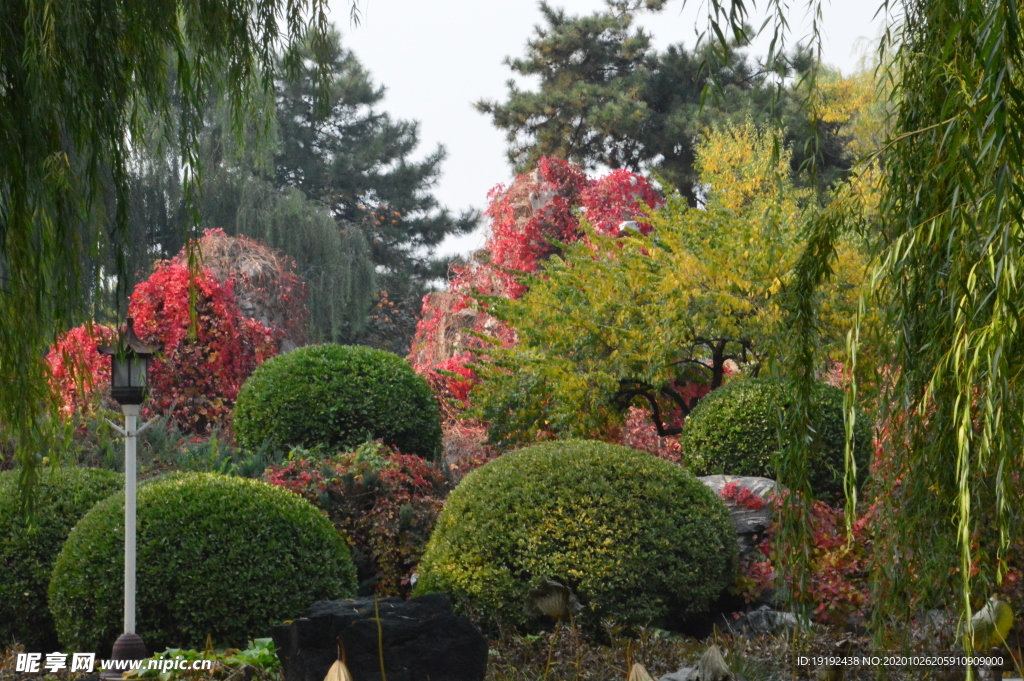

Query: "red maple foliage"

xmin=46 ymin=324 xmax=116 ymax=416
xmin=720 ymin=480 xmax=769 ymax=511
xmin=739 ymin=493 xmax=874 ymax=623
xmin=264 ymin=445 xmax=449 ymax=596
xmin=129 ymin=261 xmax=276 ymax=432
xmin=618 ymin=406 xmax=683 ymax=463
xmin=170 ymin=229 xmax=308 ymax=348
xmin=410 ymin=158 xmax=662 ymax=414
xmin=46 ymin=233 xmax=300 ymax=431
xmin=580 ymin=168 xmax=661 ymax=236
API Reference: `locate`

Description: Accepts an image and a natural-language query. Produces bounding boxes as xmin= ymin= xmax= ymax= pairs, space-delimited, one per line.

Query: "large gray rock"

xmin=698 ymin=475 xmax=776 ymax=559
xmin=272 ymin=594 xmax=487 ymax=681
xmin=722 ymin=605 xmax=805 ymax=637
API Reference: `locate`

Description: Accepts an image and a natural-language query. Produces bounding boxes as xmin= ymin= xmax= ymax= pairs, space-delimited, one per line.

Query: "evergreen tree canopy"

xmin=478 ymin=2 xmax=855 ymax=202
xmin=273 ymin=30 xmax=479 ymax=290
xmin=121 ymin=79 xmax=378 ymax=346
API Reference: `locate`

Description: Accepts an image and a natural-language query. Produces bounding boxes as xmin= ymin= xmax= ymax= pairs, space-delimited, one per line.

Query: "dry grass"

xmin=4 ymin=623 xmax=1006 ymax=681
xmin=482 ymin=622 xmax=997 ymax=681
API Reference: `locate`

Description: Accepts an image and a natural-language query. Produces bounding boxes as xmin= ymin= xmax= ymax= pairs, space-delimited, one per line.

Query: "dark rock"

xmin=697 ymin=476 xmax=776 ymax=560
xmin=272 ymin=594 xmax=487 ymax=681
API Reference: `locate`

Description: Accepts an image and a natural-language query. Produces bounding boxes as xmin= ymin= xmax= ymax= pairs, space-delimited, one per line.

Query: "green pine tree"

xmin=122 ymin=28 xmax=474 ymax=351
xmin=478 ymin=2 xmax=852 ymax=203
xmin=272 ymin=30 xmax=479 ymax=350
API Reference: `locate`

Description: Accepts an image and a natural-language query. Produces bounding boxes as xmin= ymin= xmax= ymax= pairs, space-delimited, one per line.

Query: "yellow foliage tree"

xmin=470 ymin=122 xmax=870 ymax=445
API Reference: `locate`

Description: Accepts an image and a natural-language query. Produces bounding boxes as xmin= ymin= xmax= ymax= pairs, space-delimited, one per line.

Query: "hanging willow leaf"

xmin=766 ymin=0 xmax=1024 ymax=654
xmin=1 ymin=0 xmax=356 ymax=513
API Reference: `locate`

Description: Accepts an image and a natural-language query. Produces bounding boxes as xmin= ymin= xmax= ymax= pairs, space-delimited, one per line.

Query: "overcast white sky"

xmin=325 ymin=0 xmax=886 ymax=257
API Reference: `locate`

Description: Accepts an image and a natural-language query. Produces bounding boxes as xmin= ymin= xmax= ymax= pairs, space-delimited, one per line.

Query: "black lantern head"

xmin=98 ymin=318 xmax=156 ymax=406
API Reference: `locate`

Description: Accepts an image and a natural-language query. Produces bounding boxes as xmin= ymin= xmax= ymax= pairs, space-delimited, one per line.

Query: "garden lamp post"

xmin=99 ymin=318 xmax=155 ymax=672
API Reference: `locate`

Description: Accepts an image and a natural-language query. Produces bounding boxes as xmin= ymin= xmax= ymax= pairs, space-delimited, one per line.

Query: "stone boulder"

xmin=721 ymin=605 xmax=805 ymax=637
xmin=272 ymin=594 xmax=487 ymax=681
xmin=698 ymin=475 xmax=776 ymax=560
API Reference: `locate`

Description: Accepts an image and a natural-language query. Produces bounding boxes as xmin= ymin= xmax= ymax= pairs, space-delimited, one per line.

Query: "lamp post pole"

xmin=99 ymin=319 xmax=154 ymax=675
xmin=123 ymin=403 xmax=140 ymax=635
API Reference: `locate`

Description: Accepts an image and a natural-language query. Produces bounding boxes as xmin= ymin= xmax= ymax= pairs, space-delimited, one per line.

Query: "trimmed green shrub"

xmin=49 ymin=472 xmax=356 ymax=654
xmin=233 ymin=344 xmax=442 ymax=459
xmin=0 ymin=467 xmax=121 ymax=651
xmin=679 ymin=378 xmax=871 ymax=501
xmin=414 ymin=440 xmax=736 ymax=630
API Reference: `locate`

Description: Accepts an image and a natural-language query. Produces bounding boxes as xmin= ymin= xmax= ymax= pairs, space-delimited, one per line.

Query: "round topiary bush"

xmin=678 ymin=378 xmax=871 ymax=501
xmin=0 ymin=467 xmax=121 ymax=651
xmin=233 ymin=344 xmax=442 ymax=459
xmin=49 ymin=472 xmax=356 ymax=654
xmin=414 ymin=440 xmax=736 ymax=630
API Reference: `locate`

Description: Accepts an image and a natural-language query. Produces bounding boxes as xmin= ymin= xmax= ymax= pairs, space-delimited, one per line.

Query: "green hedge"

xmin=414 ymin=440 xmax=736 ymax=630
xmin=49 ymin=473 xmax=356 ymax=654
xmin=679 ymin=378 xmax=871 ymax=501
xmin=233 ymin=344 xmax=442 ymax=459
xmin=0 ymin=467 xmax=121 ymax=651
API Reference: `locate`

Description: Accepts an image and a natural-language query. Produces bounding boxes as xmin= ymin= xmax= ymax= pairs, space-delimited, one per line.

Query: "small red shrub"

xmin=741 ymin=494 xmax=874 ymax=622
xmin=264 ymin=444 xmax=449 ymax=596
xmin=719 ymin=480 xmax=769 ymax=511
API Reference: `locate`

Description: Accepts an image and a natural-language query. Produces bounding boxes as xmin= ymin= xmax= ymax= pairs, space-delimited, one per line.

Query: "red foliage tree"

xmin=580 ymin=168 xmax=661 ymax=236
xmin=170 ymin=229 xmax=308 ymax=349
xmin=47 ymin=232 xmax=302 ymax=431
xmin=409 ymin=158 xmax=662 ymax=413
xmin=46 ymin=324 xmax=116 ymax=416
xmin=618 ymin=406 xmax=683 ymax=463
xmin=129 ymin=261 xmax=276 ymax=432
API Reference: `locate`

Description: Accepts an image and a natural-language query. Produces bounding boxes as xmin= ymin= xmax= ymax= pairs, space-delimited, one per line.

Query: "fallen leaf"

xmin=324 ymin=659 xmax=353 ymax=681
xmin=628 ymin=662 xmax=655 ymax=681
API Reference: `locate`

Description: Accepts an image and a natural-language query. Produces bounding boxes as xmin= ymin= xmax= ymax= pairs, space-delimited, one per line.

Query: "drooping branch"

xmin=614 ymin=381 xmax=684 ymax=436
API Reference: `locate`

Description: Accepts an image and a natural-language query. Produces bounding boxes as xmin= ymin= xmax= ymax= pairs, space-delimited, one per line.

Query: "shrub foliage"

xmin=679 ymin=378 xmax=870 ymax=502
xmin=414 ymin=440 xmax=736 ymax=630
xmin=264 ymin=442 xmax=448 ymax=596
xmin=234 ymin=344 xmax=442 ymax=459
xmin=0 ymin=467 xmax=122 ymax=651
xmin=49 ymin=472 xmax=356 ymax=653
